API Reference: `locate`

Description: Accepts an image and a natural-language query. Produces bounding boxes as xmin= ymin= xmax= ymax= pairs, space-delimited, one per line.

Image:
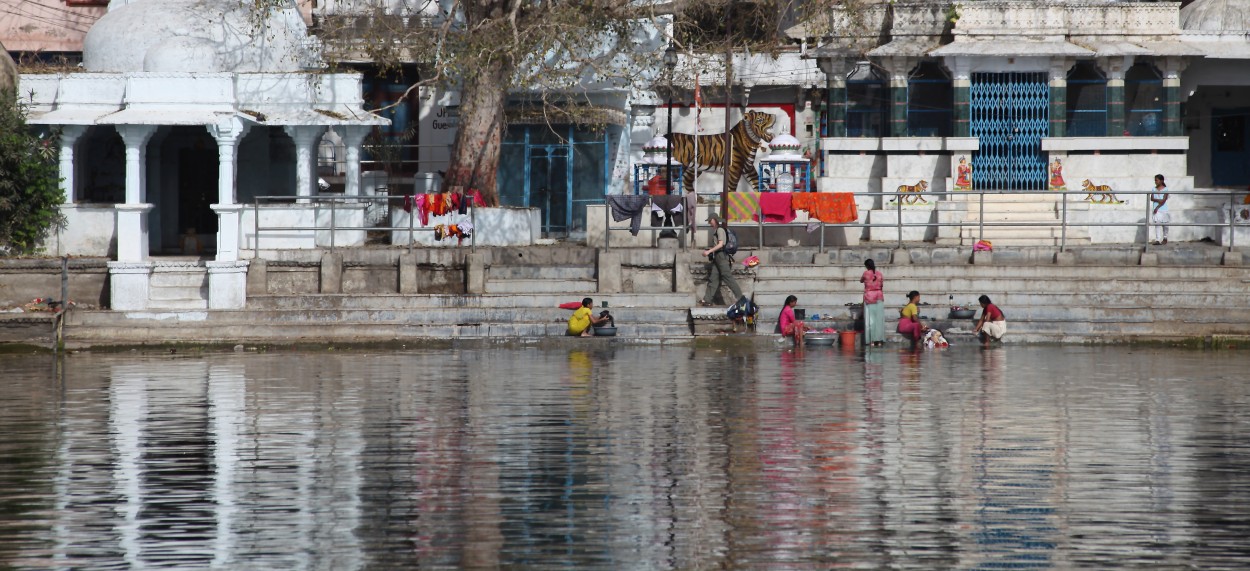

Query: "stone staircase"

xmin=740 ymin=257 xmax=1250 ymax=344
xmin=938 ymin=192 xmax=1092 ymax=247
xmin=148 ymin=263 xmax=209 ymax=310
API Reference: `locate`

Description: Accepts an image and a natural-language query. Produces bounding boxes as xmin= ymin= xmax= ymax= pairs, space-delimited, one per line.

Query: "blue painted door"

xmin=970 ymin=73 xmax=1049 ymax=190
xmin=1212 ymin=108 xmax=1250 ymax=186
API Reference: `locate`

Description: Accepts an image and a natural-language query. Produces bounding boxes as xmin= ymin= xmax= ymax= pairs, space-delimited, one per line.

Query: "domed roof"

xmin=83 ymin=0 xmax=317 ymax=73
xmin=769 ymin=134 xmax=801 ymax=148
xmin=1180 ymin=0 xmax=1250 ymax=31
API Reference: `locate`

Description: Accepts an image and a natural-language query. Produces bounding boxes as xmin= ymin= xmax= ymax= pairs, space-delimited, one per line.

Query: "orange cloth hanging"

xmin=791 ymin=192 xmax=859 ymax=224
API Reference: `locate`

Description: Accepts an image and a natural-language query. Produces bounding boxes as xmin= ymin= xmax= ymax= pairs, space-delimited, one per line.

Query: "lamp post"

xmin=663 ymin=43 xmax=678 ymax=196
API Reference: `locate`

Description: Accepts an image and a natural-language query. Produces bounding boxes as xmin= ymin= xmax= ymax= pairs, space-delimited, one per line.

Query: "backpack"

xmin=722 ymin=227 xmax=739 ymax=257
xmin=726 ymin=295 xmax=758 ymax=320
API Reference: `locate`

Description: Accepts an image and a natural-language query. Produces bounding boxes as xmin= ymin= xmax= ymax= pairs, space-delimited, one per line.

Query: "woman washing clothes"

xmin=897 ymin=290 xmax=929 ymax=349
xmin=778 ymin=295 xmax=811 ymax=346
xmin=974 ymin=294 xmax=1007 ymax=347
xmin=860 ymin=259 xmax=885 ymax=346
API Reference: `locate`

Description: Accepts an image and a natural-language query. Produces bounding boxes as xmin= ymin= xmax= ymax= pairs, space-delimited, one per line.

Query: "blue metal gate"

xmin=970 ymin=72 xmax=1049 ymax=190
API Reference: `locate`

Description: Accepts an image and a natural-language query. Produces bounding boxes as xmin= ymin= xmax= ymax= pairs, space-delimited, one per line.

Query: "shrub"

xmin=0 ymin=92 xmax=63 ymax=255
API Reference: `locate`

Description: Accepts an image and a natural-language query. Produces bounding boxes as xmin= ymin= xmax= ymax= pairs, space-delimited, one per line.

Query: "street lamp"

xmin=663 ymin=43 xmax=678 ymax=196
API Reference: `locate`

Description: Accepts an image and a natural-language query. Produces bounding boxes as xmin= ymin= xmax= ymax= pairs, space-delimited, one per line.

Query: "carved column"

xmin=880 ymin=57 xmax=914 ymax=138
xmin=334 ymin=125 xmax=372 ymax=199
xmin=206 ymin=117 xmax=252 ymax=309
xmin=949 ymin=59 xmax=972 ymax=138
xmin=115 ymin=125 xmax=156 ymax=262
xmin=818 ymin=58 xmax=848 ymax=137
xmin=1049 ymin=59 xmax=1070 ymax=138
xmin=285 ymin=125 xmax=327 ymax=199
xmin=58 ymin=126 xmax=86 ymax=204
xmin=1160 ymin=57 xmax=1187 ymax=137
xmin=1100 ymin=57 xmax=1132 ymax=137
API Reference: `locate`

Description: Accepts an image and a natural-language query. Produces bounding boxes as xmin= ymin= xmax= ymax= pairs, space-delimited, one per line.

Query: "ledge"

xmin=823 ymin=137 xmax=980 ymax=152
xmin=1042 ymin=137 xmax=1189 ymax=152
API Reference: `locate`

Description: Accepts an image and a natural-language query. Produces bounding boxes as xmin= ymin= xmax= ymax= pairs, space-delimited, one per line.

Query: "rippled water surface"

xmin=2 ymin=344 xmax=1249 ymax=569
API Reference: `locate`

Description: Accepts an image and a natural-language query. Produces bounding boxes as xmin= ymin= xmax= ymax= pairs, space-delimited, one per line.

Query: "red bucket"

xmin=839 ymin=330 xmax=858 ymax=347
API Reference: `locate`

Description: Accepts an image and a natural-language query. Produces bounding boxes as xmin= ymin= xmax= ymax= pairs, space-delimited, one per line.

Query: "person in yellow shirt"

xmin=567 ymin=297 xmax=610 ymax=336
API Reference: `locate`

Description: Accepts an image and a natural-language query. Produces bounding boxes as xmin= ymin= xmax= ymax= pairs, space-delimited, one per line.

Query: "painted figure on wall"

xmin=1049 ymin=158 xmax=1067 ymax=190
xmin=954 ymin=156 xmax=972 ymax=190
xmin=669 ymin=110 xmax=776 ymax=193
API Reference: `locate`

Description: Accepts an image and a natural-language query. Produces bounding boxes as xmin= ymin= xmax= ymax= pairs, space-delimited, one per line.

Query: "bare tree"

xmin=265 ymin=0 xmax=840 ymax=205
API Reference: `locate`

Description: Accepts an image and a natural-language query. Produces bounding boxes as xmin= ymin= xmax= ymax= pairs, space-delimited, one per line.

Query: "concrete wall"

xmin=0 ymin=258 xmax=110 ymax=309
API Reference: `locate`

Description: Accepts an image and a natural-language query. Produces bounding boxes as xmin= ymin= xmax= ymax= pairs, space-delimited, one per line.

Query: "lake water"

xmin=1 ymin=344 xmax=1248 ymax=569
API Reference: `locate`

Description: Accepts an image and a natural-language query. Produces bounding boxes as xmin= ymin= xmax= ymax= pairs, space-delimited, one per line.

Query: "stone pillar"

xmin=953 ymin=73 xmax=971 ymax=138
xmin=1101 ymin=57 xmax=1131 ymax=137
xmin=58 ymin=126 xmax=85 ymax=204
xmin=285 ymin=125 xmax=327 ymax=199
xmin=465 ymin=251 xmax=488 ymax=294
xmin=246 ymin=258 xmax=268 ymax=295
xmin=208 ymin=118 xmax=250 ymax=262
xmin=881 ymin=57 xmax=913 ymax=137
xmin=1161 ymin=57 xmax=1187 ymax=137
xmin=115 ymin=125 xmax=156 ymax=262
xmin=320 ymin=251 xmax=343 ymax=294
xmin=818 ymin=58 xmax=848 ymax=137
xmin=1049 ymin=61 xmax=1068 ymax=138
xmin=334 ymin=125 xmax=371 ymax=199
xmin=597 ymin=250 xmax=622 ymax=294
xmin=106 ymin=261 xmax=153 ymax=311
xmin=398 ymin=252 xmax=420 ymax=294
xmin=207 ymin=260 xmax=249 ymax=309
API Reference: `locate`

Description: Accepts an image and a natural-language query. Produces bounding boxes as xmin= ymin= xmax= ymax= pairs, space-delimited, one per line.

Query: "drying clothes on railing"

xmin=452 ymin=190 xmax=487 ymax=214
xmin=606 ymin=194 xmax=650 ymax=236
xmin=650 ymin=195 xmax=685 ymax=228
xmin=791 ymin=192 xmax=859 ymax=223
xmin=756 ymin=192 xmax=796 ymax=223
xmin=727 ymin=191 xmax=761 ymax=223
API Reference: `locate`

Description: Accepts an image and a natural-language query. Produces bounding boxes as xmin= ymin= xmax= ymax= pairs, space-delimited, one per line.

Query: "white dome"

xmin=84 ymin=0 xmax=317 ymax=73
xmin=1181 ymin=0 xmax=1250 ymax=31
xmin=770 ymin=134 xmax=801 ymax=146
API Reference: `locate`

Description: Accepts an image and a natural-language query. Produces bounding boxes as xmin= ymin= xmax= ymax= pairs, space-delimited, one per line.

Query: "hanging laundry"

xmin=756 ymin=192 xmax=796 ymax=223
xmin=791 ymin=192 xmax=859 ymax=224
xmin=727 ymin=191 xmax=761 ymax=223
xmin=606 ymin=195 xmax=649 ymax=236
xmin=650 ymin=195 xmax=685 ymax=228
xmin=414 ymin=194 xmax=431 ymax=225
xmin=403 ymin=194 xmax=414 ymax=213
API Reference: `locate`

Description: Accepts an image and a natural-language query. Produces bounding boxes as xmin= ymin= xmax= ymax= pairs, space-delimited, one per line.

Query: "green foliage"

xmin=0 ymin=93 xmax=63 ymax=255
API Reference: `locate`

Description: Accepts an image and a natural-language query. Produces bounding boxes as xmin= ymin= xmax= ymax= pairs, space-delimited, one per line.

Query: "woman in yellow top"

xmin=567 ymin=297 xmax=610 ymax=336
xmin=896 ymin=290 xmax=929 ymax=348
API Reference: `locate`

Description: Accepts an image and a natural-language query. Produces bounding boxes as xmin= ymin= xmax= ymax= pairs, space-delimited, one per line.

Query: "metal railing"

xmin=249 ymin=194 xmax=476 ymax=253
xmin=696 ymin=188 xmax=1245 ymax=253
xmin=603 ymin=196 xmax=688 ymax=250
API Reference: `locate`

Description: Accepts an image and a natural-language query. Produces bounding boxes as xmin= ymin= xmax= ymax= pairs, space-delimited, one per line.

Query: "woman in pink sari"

xmin=860 ymin=259 xmax=885 ymax=346
xmin=779 ymin=295 xmax=809 ymax=346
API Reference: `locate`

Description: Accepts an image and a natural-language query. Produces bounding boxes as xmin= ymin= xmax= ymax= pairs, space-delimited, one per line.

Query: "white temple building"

xmin=23 ymin=0 xmax=385 ymax=310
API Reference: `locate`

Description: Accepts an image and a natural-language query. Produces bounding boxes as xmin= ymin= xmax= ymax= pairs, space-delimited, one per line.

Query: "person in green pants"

xmin=699 ymin=213 xmax=743 ymax=306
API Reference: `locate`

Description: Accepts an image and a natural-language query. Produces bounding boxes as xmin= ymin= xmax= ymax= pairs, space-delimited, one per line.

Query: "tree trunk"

xmin=445 ymin=58 xmax=510 ymax=206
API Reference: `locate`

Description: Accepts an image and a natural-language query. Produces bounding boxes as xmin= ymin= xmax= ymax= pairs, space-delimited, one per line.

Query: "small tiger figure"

xmin=894 ymin=180 xmax=929 ymax=205
xmin=669 ymin=110 xmax=776 ymax=193
xmin=1081 ymin=179 xmax=1124 ymax=204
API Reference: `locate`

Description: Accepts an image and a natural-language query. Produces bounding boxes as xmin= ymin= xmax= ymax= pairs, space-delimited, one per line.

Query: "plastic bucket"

xmin=839 ymin=330 xmax=858 ymax=347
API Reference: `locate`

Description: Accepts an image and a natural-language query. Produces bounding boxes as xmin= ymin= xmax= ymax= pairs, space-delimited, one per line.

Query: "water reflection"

xmin=1 ymin=345 xmax=1249 ymax=568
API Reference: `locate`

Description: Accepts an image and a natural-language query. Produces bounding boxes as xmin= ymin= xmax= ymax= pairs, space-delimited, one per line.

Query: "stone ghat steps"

xmin=749 ymin=291 xmax=1250 ymax=310
xmin=750 ymin=264 xmax=1246 ymax=280
xmin=247 ymin=293 xmax=696 ymax=311
xmin=63 ymin=311 xmax=694 ymax=343
xmin=744 ymin=277 xmax=1248 ymax=296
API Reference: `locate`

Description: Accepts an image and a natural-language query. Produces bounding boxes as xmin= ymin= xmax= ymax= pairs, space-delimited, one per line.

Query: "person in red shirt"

xmin=974 ymin=295 xmax=1006 ymax=347
xmin=645 ymin=167 xmax=672 ymax=196
xmin=778 ymin=295 xmax=810 ymax=346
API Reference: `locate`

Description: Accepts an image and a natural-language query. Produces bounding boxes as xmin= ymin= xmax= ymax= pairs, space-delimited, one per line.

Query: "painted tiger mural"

xmin=669 ymin=110 xmax=776 ymax=193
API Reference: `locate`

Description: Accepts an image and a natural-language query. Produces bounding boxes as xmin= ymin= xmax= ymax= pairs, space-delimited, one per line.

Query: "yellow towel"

xmin=726 ymin=192 xmax=761 ymax=223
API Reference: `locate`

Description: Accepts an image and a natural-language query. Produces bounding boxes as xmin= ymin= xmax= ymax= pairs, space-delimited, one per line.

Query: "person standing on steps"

xmin=1150 ymin=174 xmax=1170 ymax=245
xmin=860 ymin=259 xmax=885 ymax=346
xmin=699 ymin=213 xmax=743 ymax=307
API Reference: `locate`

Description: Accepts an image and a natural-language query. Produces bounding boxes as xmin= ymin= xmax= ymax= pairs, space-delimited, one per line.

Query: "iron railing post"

xmin=1060 ymin=190 xmax=1068 ymax=252
xmin=1229 ymin=190 xmax=1237 ymax=252
xmin=896 ymin=192 xmax=903 ymax=249
xmin=1144 ymin=190 xmax=1151 ymax=253
xmin=330 ymin=197 xmax=336 ymax=252
xmin=977 ymin=190 xmax=985 ymax=244
xmin=408 ymin=198 xmax=415 ymax=254
xmin=253 ymin=198 xmax=260 ymax=254
xmin=605 ymin=202 xmax=611 ymax=251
